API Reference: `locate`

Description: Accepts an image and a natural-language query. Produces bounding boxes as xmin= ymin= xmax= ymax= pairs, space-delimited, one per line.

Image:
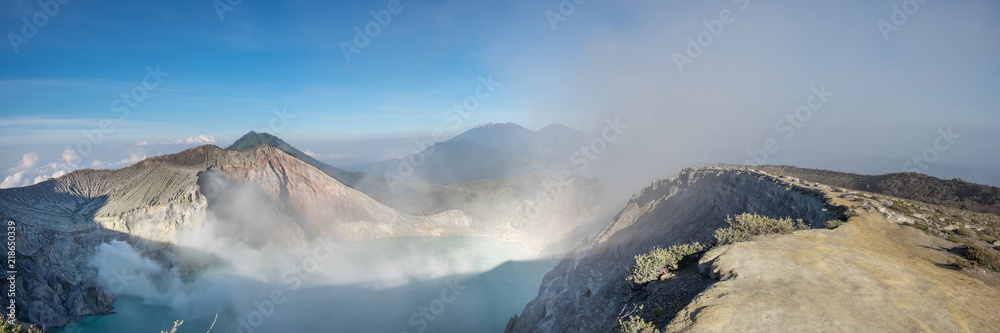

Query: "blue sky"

xmin=1 ymin=0 xmax=999 ymax=188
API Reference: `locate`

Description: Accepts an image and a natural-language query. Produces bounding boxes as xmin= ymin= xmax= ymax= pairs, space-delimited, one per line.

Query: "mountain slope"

xmin=226 ymin=131 xmax=366 ymax=188
xmin=447 ymin=122 xmax=538 ymax=152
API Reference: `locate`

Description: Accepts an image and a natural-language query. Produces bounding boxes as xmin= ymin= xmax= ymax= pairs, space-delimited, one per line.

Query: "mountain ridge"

xmin=351 ymin=123 xmax=588 ymax=184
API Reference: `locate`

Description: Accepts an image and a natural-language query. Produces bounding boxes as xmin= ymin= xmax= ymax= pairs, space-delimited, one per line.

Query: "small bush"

xmin=161 ymin=320 xmax=183 ymax=333
xmin=906 ymin=223 xmax=930 ymax=232
xmin=0 ymin=321 xmax=42 ymax=333
xmin=947 ymin=236 xmax=961 ymax=243
xmin=628 ymin=243 xmax=704 ymax=284
xmin=714 ymin=213 xmax=810 ymax=246
xmin=965 ymin=243 xmax=1000 ymax=273
xmin=652 ymin=305 xmax=665 ymax=319
xmin=825 ymin=219 xmax=843 ymax=229
xmin=842 ymin=208 xmax=859 ymax=220
xmin=982 ymin=227 xmax=1000 ymax=239
xmin=619 ymin=315 xmax=659 ymax=333
xmin=889 ymin=202 xmax=912 ymax=215
xmin=955 ymin=228 xmax=976 ymax=238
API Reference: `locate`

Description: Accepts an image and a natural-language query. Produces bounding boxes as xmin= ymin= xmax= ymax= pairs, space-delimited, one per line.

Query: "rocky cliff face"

xmin=0 ymin=144 xmax=474 ymax=329
xmin=506 ymin=167 xmax=840 ymax=332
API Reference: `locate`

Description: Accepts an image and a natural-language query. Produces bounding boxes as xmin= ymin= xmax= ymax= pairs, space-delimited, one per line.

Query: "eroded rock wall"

xmin=507 ymin=168 xmax=839 ymax=332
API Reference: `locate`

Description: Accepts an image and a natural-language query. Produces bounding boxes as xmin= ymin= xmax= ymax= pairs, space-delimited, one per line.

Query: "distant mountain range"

xmin=350 ymin=123 xmax=589 ymax=184
xmin=221 ymin=125 xmax=595 ymax=220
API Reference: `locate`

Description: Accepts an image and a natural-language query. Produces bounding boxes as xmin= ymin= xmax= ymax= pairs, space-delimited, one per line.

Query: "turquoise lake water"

xmin=56 ymin=236 xmax=554 ymax=333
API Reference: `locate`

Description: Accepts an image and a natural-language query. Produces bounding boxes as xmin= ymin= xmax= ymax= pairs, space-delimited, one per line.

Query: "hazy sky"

xmin=1 ymin=0 xmax=998 ymax=188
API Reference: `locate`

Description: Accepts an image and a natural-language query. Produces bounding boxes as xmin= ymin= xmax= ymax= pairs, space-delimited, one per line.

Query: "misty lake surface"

xmin=56 ymin=236 xmax=554 ymax=333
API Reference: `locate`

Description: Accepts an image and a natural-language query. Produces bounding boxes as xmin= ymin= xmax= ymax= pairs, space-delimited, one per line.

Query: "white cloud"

xmin=0 ymin=152 xmax=76 ymax=188
xmin=176 ymin=135 xmax=219 ymax=145
xmin=15 ymin=152 xmax=38 ymax=171
xmin=119 ymin=151 xmax=148 ymax=165
xmin=61 ymin=148 xmax=79 ymax=164
xmin=135 ymin=135 xmax=223 ymax=146
xmin=32 ymin=169 xmax=66 ymax=185
xmin=378 ymin=152 xmax=407 ymax=161
xmin=0 ymin=172 xmax=25 ymax=189
xmin=91 ymin=149 xmax=148 ymax=170
xmin=304 ymin=150 xmax=351 ymax=160
xmin=0 ymin=117 xmax=100 ymax=127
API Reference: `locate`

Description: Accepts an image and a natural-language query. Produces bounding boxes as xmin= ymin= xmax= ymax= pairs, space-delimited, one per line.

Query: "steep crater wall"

xmin=507 ymin=168 xmax=841 ymax=332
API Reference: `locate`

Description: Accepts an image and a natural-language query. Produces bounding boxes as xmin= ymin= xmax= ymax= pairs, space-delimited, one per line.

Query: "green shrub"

xmin=955 ymin=228 xmax=976 ymax=238
xmin=627 ymin=243 xmax=704 ymax=284
xmin=619 ymin=315 xmax=659 ymax=333
xmin=889 ymin=202 xmax=912 ymax=215
xmin=842 ymin=208 xmax=859 ymax=220
xmin=713 ymin=213 xmax=810 ymax=245
xmin=652 ymin=305 xmax=665 ymax=319
xmin=947 ymin=236 xmax=961 ymax=243
xmin=825 ymin=219 xmax=843 ymax=229
xmin=983 ymin=227 xmax=1000 ymax=239
xmin=906 ymin=223 xmax=930 ymax=232
xmin=161 ymin=320 xmax=183 ymax=333
xmin=0 ymin=321 xmax=41 ymax=333
xmin=965 ymin=243 xmax=1000 ymax=273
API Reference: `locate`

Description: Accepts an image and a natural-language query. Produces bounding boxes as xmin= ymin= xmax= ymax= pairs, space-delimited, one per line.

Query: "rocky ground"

xmin=508 ymin=166 xmax=1000 ymax=333
xmin=667 ymin=183 xmax=1000 ymax=332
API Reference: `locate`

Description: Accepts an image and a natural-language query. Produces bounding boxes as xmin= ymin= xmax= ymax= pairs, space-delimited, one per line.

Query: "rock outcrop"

xmin=669 ymin=208 xmax=1000 ymax=332
xmin=506 ymin=167 xmax=840 ymax=332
